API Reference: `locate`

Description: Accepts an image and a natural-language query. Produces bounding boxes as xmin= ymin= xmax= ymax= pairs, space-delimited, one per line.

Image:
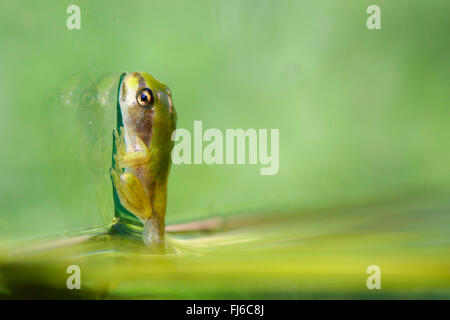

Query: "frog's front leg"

xmin=114 ymin=127 xmax=150 ymax=168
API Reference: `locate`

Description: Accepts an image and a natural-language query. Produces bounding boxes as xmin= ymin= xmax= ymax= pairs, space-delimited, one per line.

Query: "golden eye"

xmin=136 ymin=88 xmax=154 ymax=108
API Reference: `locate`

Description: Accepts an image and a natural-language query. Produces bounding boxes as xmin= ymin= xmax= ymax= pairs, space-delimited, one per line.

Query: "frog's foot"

xmin=110 ymin=168 xmax=151 ymax=221
xmin=114 ymin=127 xmax=150 ymax=168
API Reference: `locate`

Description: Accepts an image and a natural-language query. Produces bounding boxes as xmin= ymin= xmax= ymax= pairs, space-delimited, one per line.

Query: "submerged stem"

xmin=142 ymin=216 xmax=165 ymax=248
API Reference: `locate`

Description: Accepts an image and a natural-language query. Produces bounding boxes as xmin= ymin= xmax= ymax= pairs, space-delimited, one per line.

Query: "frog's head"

xmin=118 ymin=71 xmax=174 ymax=138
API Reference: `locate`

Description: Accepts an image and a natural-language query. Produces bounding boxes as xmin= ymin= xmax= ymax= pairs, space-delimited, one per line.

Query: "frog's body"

xmin=110 ymin=72 xmax=176 ymax=247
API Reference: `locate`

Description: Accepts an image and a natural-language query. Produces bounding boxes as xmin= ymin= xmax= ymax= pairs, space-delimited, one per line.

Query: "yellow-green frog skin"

xmin=110 ymin=71 xmax=177 ymax=247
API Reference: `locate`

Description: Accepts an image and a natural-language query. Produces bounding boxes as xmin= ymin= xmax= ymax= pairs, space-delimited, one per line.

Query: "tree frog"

xmin=110 ymin=71 xmax=177 ymax=247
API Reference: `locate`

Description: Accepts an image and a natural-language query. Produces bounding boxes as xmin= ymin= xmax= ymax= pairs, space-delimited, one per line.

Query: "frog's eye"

xmin=136 ymin=88 xmax=154 ymax=108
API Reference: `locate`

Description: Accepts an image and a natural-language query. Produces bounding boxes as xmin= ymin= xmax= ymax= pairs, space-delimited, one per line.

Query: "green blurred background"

xmin=0 ymin=0 xmax=448 ymax=238
xmin=0 ymin=0 xmax=449 ymax=299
